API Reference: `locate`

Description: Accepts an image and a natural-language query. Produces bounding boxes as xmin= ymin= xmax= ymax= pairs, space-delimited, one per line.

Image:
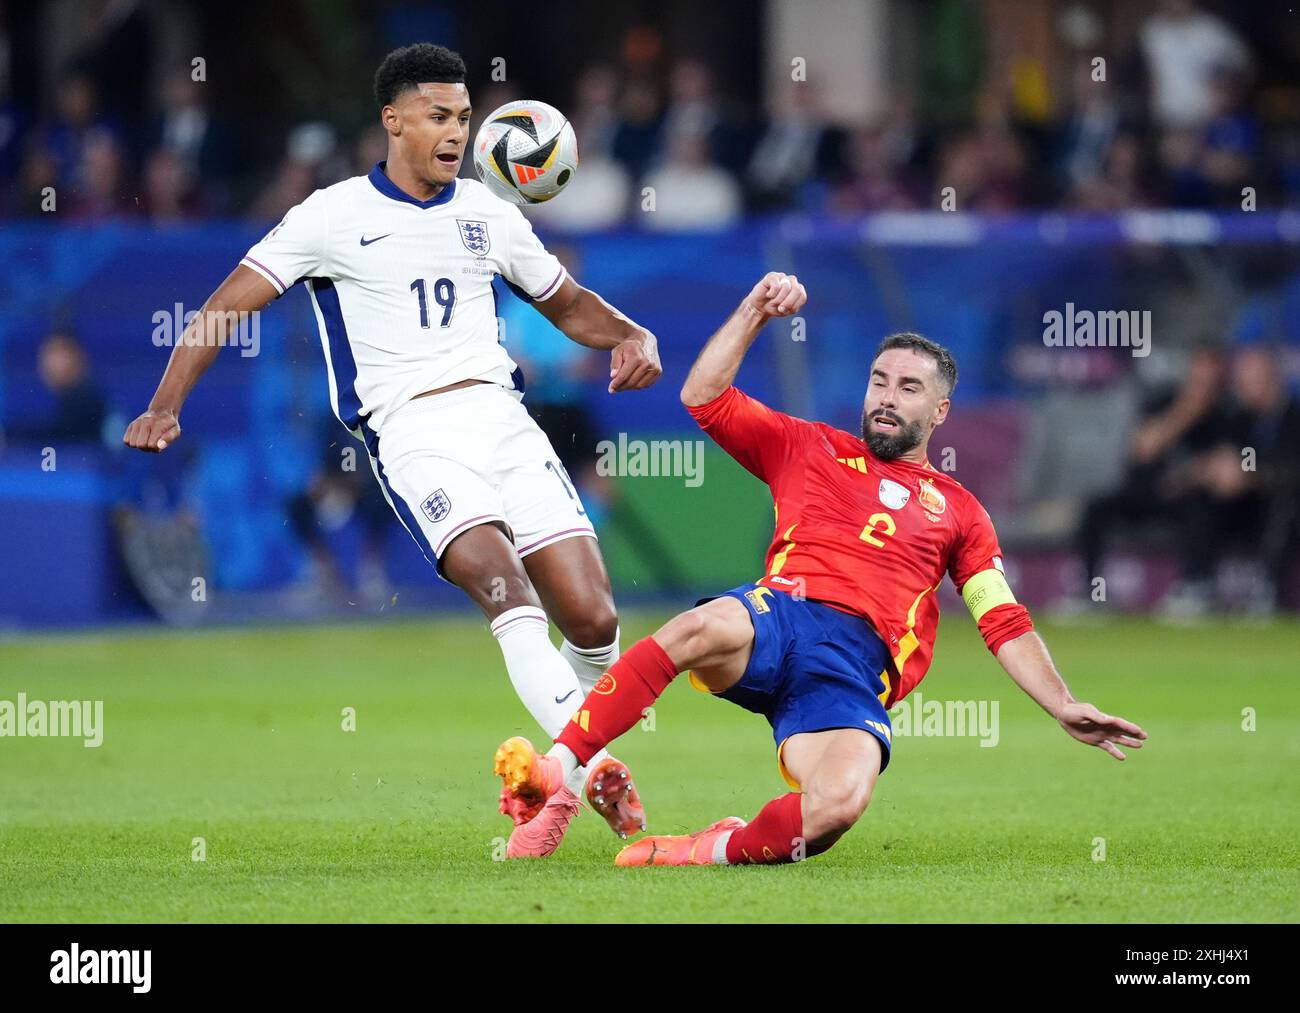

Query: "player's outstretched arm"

xmin=680 ymin=272 xmax=806 ymax=407
xmin=123 ymin=265 xmax=279 ymax=453
xmin=995 ymin=630 xmax=1148 ymax=760
xmin=532 ymin=276 xmax=662 ymax=393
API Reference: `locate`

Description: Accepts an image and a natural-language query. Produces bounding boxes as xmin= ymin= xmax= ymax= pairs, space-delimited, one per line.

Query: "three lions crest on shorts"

xmin=457 ymin=219 xmax=490 ymax=257
xmin=422 ymin=489 xmax=452 ymax=523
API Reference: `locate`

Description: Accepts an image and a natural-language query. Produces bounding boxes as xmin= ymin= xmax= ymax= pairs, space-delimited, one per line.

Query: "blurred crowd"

xmin=1071 ymin=343 xmax=1300 ymax=618
xmin=3 ymin=0 xmax=1300 ymax=617
xmin=2 ymin=0 xmax=1299 ymax=227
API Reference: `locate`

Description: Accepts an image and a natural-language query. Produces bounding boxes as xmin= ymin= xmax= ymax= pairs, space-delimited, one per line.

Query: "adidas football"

xmin=472 ymin=99 xmax=579 ymax=205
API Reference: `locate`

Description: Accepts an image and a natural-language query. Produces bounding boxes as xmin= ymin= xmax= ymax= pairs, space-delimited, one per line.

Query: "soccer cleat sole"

xmin=585 ymin=757 xmax=647 ymax=839
xmin=494 ymin=736 xmax=552 ymax=825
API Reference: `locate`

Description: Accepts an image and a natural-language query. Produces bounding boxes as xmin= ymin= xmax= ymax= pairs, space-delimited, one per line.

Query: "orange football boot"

xmin=613 ymin=816 xmax=747 ymax=867
xmin=505 ymin=786 xmax=583 ymax=858
xmin=494 ymin=736 xmax=565 ymax=826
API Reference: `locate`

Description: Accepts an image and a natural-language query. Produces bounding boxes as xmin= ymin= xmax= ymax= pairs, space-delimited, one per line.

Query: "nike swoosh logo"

xmin=359 ymin=233 xmax=392 ymax=246
xmin=555 ymin=690 xmax=576 ymax=705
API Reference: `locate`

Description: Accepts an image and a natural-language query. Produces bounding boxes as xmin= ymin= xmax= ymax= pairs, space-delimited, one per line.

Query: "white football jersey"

xmin=241 ymin=163 xmax=567 ymax=433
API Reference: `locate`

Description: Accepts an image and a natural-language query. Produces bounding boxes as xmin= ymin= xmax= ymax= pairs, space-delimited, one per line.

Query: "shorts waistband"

xmin=388 ymin=381 xmax=515 ymax=420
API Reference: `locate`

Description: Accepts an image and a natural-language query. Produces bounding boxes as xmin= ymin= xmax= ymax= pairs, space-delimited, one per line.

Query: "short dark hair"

xmin=872 ymin=332 xmax=958 ymax=396
xmin=373 ymin=43 xmax=466 ymax=108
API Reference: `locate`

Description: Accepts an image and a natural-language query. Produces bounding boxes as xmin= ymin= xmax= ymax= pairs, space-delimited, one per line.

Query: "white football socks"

xmin=491 ymin=609 xmax=620 ymax=798
xmin=490 ymin=605 xmax=585 ymax=743
xmin=551 ymin=742 xmax=582 ymax=784
xmin=560 ymin=630 xmax=620 ymax=693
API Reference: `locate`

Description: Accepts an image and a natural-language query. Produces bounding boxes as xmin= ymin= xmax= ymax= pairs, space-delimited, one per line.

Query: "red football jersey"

xmin=688 ymin=385 xmax=1033 ymax=707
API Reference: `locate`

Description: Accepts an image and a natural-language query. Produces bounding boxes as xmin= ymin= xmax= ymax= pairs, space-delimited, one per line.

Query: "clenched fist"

xmin=123 ymin=409 xmax=181 ymax=453
xmin=608 ymin=331 xmax=662 ymax=393
xmin=744 ymin=272 xmax=807 ymax=319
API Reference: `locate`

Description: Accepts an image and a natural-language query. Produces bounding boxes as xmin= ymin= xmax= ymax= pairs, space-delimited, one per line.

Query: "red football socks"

xmin=555 ymin=636 xmax=679 ymax=765
xmin=725 ymin=792 xmax=803 ymax=864
xmin=725 ymin=792 xmax=837 ymax=865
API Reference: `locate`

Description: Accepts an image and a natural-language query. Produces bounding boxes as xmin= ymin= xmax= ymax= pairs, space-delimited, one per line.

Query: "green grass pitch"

xmin=1 ymin=614 xmax=1297 ymax=922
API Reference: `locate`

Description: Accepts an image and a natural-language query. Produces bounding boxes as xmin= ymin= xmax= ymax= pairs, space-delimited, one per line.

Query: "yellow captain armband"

xmin=962 ymin=568 xmax=1017 ymax=622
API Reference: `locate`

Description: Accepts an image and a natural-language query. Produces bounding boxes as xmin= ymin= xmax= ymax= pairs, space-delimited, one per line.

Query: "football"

xmin=472 ymin=99 xmax=579 ymax=205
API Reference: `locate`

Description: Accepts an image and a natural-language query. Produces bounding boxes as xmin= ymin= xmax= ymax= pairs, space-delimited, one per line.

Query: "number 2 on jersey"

xmin=410 ymin=277 xmax=457 ymax=328
xmin=860 ymin=511 xmax=896 ymax=548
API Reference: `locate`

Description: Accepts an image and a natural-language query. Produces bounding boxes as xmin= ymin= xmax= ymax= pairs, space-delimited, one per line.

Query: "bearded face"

xmin=860 ymin=346 xmax=952 ymax=462
xmin=861 ymin=406 xmax=926 ymax=459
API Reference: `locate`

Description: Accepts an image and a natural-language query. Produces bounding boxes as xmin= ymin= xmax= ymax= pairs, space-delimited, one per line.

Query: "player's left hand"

xmin=609 ymin=331 xmax=662 ymax=393
xmin=1056 ymin=701 xmax=1148 ymax=760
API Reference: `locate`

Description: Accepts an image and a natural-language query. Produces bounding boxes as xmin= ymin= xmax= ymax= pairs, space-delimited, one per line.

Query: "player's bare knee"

xmin=804 ymin=801 xmax=862 ymax=842
xmin=560 ymin=602 xmax=618 ymax=649
xmin=653 ymin=607 xmax=713 ymax=666
xmin=803 ymin=784 xmax=870 ymax=841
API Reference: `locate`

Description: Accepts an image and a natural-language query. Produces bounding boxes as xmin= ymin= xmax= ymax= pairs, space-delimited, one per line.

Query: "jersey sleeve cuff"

xmin=684 ymin=384 xmax=738 ymax=423
xmin=240 ymin=256 xmax=288 ymax=295
xmin=981 ymin=604 xmax=1035 ymax=655
xmin=530 ymin=266 xmax=567 ymax=302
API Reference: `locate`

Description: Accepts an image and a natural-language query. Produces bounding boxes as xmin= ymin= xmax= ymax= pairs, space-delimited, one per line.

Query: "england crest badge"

xmin=421 ymin=489 xmax=452 ymax=523
xmin=457 ymin=219 xmax=490 ymax=257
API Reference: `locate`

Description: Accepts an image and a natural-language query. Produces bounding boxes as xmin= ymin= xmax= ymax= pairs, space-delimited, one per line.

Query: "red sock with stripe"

xmin=555 ymin=636 xmax=678 ymax=765
xmin=723 ymin=792 xmax=837 ymax=865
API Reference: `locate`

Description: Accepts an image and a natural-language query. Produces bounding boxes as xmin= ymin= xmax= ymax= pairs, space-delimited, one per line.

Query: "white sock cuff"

xmin=550 ymin=742 xmax=582 ymax=783
xmin=561 ymin=627 xmax=620 ymax=660
xmin=712 ymin=830 xmax=733 ymax=865
xmin=490 ymin=605 xmax=548 ymax=639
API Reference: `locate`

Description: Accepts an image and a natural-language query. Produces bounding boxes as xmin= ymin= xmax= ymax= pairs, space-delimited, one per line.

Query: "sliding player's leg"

xmin=560 ymin=593 xmax=754 ymax=764
xmin=521 ymin=534 xmax=647 ymax=835
xmin=493 ymin=595 xmax=755 ymax=820
xmin=729 ymin=728 xmax=882 ymax=861
xmin=610 ymin=587 xmax=893 ymax=867
xmin=612 ymin=728 xmax=882 ymax=867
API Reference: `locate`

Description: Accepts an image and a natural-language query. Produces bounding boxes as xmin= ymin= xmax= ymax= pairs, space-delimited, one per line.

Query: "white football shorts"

xmin=358 ymin=382 xmax=595 ymax=580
